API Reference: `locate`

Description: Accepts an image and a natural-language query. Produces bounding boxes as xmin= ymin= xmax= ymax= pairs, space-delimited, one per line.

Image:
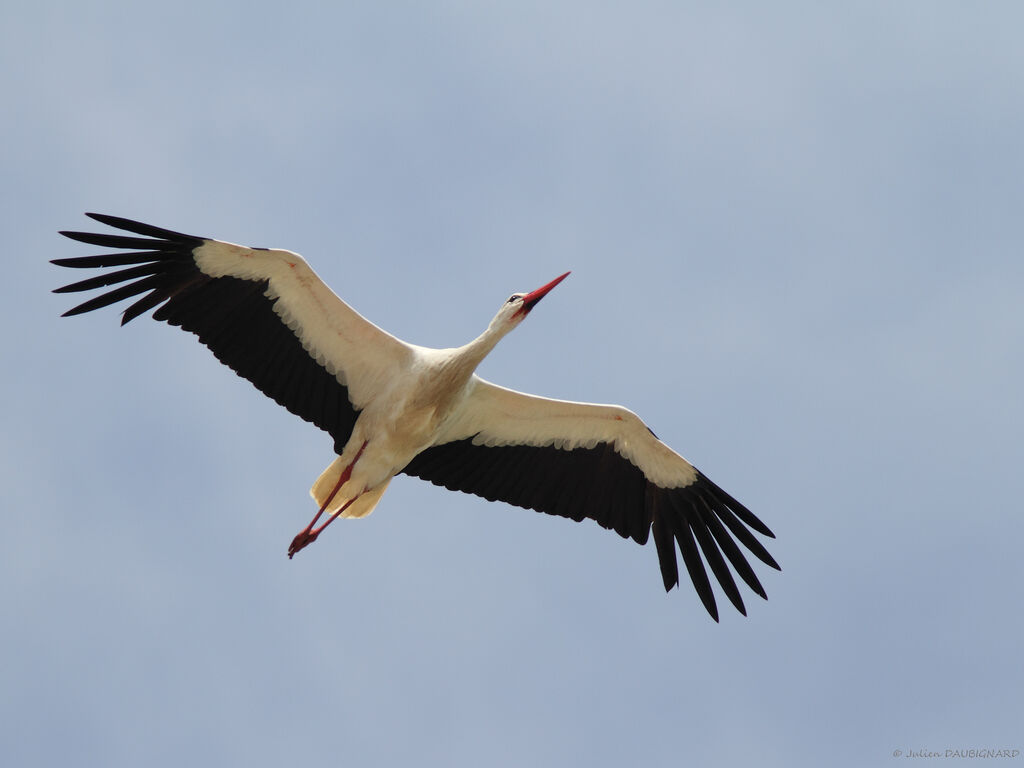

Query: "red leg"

xmin=288 ymin=441 xmax=367 ymax=559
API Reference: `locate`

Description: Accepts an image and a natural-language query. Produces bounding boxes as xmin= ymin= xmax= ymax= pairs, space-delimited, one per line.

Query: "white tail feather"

xmin=310 ymin=457 xmax=391 ymax=519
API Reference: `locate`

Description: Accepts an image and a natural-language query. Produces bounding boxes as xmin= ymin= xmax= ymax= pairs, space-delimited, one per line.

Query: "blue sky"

xmin=4 ymin=3 xmax=1023 ymax=766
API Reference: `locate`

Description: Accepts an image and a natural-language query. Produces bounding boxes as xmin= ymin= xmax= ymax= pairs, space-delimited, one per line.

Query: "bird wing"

xmin=55 ymin=213 xmax=414 ymax=453
xmin=401 ymin=377 xmax=780 ymax=620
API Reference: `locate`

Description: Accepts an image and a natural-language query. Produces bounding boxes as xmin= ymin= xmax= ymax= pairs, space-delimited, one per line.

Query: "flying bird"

xmin=54 ymin=213 xmax=779 ymax=620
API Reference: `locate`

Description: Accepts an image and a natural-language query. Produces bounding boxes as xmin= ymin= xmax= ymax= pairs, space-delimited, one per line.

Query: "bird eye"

xmin=507 ymin=295 xmax=519 ymax=304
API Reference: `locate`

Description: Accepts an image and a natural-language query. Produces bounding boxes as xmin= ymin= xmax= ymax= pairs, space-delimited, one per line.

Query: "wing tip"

xmin=84 ymin=212 xmax=132 ymax=228
xmin=66 ymin=212 xmax=204 ymax=244
xmin=703 ymin=595 xmax=721 ymax=623
xmin=651 ymin=477 xmax=780 ymax=619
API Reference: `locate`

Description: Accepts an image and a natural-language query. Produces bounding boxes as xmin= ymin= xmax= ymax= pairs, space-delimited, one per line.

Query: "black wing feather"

xmin=402 ymin=437 xmax=779 ymax=621
xmin=55 ymin=214 xmax=359 ymax=450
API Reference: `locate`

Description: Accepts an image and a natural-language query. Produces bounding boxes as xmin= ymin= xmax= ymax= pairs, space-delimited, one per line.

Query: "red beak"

xmin=517 ymin=271 xmax=570 ymax=317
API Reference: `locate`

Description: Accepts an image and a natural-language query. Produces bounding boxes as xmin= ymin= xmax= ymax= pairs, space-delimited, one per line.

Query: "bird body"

xmin=55 ymin=213 xmax=779 ymax=620
xmin=312 ymin=342 xmax=499 ymax=522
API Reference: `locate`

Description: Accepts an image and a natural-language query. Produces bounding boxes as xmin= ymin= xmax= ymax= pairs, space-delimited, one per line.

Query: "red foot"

xmin=288 ymin=528 xmax=319 ymax=559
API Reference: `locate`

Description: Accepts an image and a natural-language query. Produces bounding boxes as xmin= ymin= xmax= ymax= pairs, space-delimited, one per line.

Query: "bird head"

xmin=499 ymin=271 xmax=571 ymax=326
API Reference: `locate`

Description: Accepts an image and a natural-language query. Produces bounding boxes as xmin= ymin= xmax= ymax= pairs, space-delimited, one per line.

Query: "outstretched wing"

xmin=402 ymin=377 xmax=779 ymax=620
xmin=55 ymin=213 xmax=413 ymax=452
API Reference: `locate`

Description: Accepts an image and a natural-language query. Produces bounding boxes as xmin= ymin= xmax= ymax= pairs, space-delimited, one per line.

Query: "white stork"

xmin=54 ymin=213 xmax=779 ymax=620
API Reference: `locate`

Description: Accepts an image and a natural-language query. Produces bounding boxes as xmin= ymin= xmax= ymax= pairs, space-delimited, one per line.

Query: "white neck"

xmin=452 ymin=311 xmax=519 ymax=373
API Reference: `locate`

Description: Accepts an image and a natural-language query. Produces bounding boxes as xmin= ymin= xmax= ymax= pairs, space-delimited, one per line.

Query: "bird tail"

xmin=310 ymin=457 xmax=390 ymax=519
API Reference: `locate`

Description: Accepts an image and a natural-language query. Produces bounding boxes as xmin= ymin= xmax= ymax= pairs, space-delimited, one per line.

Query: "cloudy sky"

xmin=4 ymin=2 xmax=1023 ymax=766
